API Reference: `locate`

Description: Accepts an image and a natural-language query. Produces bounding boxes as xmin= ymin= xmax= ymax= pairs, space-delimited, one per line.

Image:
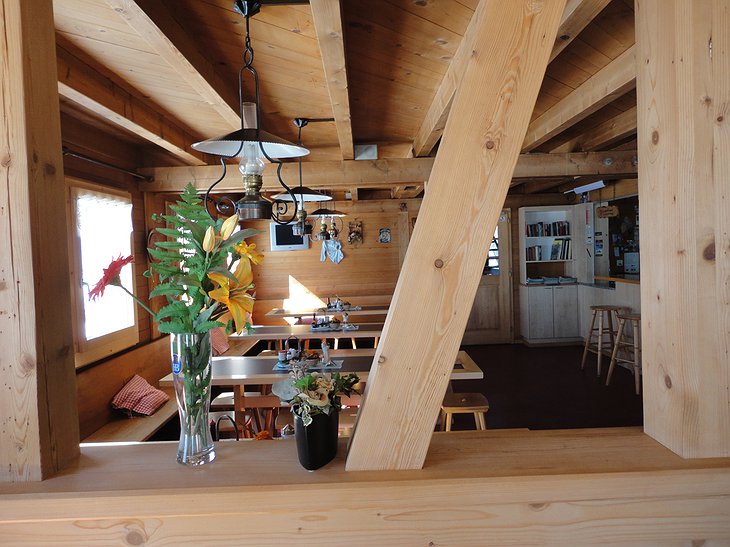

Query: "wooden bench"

xmin=77 ymin=337 xmax=172 ymax=440
xmin=82 ymin=387 xmax=178 ymax=443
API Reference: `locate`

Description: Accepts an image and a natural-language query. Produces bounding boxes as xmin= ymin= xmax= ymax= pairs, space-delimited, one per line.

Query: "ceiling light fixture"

xmin=564 ymin=180 xmax=606 ymax=194
xmin=270 ymin=117 xmax=334 ymax=236
xmin=194 ymin=0 xmax=308 ymax=224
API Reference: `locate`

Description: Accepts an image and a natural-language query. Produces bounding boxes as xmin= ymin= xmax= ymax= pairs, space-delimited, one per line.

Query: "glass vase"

xmin=171 ymin=332 xmax=215 ymax=466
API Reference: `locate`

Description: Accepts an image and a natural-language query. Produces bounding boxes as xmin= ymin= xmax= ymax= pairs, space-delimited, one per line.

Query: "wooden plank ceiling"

xmin=52 ymin=0 xmax=637 ymax=194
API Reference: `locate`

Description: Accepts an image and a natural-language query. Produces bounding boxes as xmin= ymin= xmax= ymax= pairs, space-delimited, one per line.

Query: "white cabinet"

xmin=552 ymin=285 xmax=579 ymax=338
xmin=520 ymin=284 xmax=579 ymax=343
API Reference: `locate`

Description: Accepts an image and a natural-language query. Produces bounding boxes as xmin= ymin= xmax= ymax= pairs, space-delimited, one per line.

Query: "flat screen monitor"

xmin=269 ymin=222 xmax=309 ymax=252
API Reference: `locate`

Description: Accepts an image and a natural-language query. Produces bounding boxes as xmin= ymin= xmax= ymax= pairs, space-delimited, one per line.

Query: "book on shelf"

xmin=525 ymin=220 xmax=570 ymax=237
xmin=550 ymin=239 xmax=563 ymax=260
xmin=526 ymin=277 xmax=545 ymax=285
xmin=525 ymin=245 xmax=543 ymax=261
xmin=547 ymin=238 xmax=572 ymax=260
xmin=558 ymin=276 xmax=577 ymax=284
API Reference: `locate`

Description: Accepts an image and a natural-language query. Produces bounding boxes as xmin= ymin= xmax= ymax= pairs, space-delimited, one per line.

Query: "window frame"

xmin=66 ymin=177 xmax=139 ymax=367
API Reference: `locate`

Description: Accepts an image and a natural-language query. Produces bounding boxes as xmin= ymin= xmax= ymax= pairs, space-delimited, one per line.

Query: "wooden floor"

xmin=449 ymin=343 xmax=644 ymax=431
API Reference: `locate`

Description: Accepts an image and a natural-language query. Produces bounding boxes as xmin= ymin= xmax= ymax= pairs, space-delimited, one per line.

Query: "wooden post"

xmin=637 ymin=0 xmax=730 ymax=457
xmin=346 ymin=0 xmax=566 ymax=471
xmin=0 ymin=0 xmax=80 ymax=481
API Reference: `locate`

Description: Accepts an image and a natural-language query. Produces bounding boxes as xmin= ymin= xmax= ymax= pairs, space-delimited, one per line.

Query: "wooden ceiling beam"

xmin=549 ymin=0 xmax=612 ymax=62
xmin=413 ymin=0 xmax=607 ymax=158
xmin=310 ymin=0 xmax=354 ymax=160
xmin=56 ymin=45 xmax=206 ymax=166
xmin=391 ymin=185 xmax=424 ymax=199
xmin=552 ymin=106 xmax=637 ymax=153
xmin=103 ymin=0 xmax=240 ymax=129
xmin=142 ymin=150 xmax=637 ymax=192
xmin=520 ymin=178 xmax=571 ymax=194
xmin=522 ymin=45 xmax=636 ymax=152
xmin=579 ymin=106 xmax=637 ymax=151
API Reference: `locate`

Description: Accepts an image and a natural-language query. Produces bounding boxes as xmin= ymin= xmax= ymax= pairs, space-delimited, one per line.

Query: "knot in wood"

xmin=651 ymin=131 xmax=660 ymax=145
xmin=485 ymin=140 xmax=495 ymax=150
xmin=703 ymin=241 xmax=716 ymax=261
xmin=434 ymin=259 xmax=444 ymax=269
xmin=125 ymin=530 xmax=145 ymax=546
xmin=664 ymin=375 xmax=673 ymax=389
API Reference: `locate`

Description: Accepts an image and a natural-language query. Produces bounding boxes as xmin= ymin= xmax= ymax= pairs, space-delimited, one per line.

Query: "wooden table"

xmin=230 ymin=323 xmax=384 ymax=342
xmin=160 ymin=351 xmax=482 ymax=435
xmin=266 ymin=305 xmax=389 ymax=318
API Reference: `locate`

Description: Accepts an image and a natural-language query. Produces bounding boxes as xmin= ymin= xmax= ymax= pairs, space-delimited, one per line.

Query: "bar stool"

xmin=581 ymin=305 xmax=628 ymax=376
xmin=440 ymin=393 xmax=490 ymax=431
xmin=606 ymin=312 xmax=642 ymax=394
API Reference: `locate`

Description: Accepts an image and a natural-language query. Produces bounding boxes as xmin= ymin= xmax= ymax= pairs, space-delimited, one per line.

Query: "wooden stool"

xmin=581 ymin=305 xmax=628 ymax=376
xmin=606 ymin=312 xmax=642 ymax=394
xmin=440 ymin=392 xmax=490 ymax=431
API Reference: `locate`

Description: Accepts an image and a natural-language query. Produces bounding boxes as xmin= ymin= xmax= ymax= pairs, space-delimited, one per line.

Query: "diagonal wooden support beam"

xmin=549 ymin=0 xmax=611 ymax=62
xmin=56 ymin=45 xmax=206 ymax=166
xmin=310 ymin=0 xmax=354 ymax=160
xmin=142 ymin=150 xmax=637 ymax=192
xmin=103 ymin=0 xmax=240 ymax=129
xmin=413 ymin=0 xmax=607 ymax=158
xmin=522 ymin=44 xmax=636 ymax=152
xmin=346 ymin=0 xmax=566 ymax=471
xmin=412 ymin=0 xmax=485 ymax=157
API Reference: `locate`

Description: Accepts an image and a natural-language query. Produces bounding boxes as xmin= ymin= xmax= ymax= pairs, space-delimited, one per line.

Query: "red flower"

xmin=89 ymin=255 xmax=134 ymax=301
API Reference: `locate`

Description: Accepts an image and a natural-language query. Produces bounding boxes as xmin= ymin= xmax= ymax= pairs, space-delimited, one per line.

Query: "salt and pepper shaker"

xmin=321 ymin=340 xmax=330 ymax=365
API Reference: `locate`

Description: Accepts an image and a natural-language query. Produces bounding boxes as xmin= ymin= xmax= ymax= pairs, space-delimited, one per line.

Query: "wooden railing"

xmin=1 ymin=427 xmax=729 ymax=544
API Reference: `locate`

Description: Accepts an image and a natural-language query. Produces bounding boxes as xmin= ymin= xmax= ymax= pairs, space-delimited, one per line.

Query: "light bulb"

xmin=238 ymin=141 xmax=265 ymax=177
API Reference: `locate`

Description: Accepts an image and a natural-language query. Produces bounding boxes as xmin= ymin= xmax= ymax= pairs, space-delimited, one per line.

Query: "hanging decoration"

xmin=347 ymin=219 xmax=363 ymax=246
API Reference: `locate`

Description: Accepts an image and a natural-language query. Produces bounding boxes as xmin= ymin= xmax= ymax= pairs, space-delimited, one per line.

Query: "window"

xmin=68 ymin=180 xmax=138 ymax=366
xmin=484 ymin=227 xmax=500 ymax=275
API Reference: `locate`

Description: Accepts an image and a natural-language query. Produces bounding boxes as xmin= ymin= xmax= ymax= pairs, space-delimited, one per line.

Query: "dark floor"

xmin=150 ymin=342 xmax=644 ymax=441
xmin=450 ymin=343 xmax=643 ymax=431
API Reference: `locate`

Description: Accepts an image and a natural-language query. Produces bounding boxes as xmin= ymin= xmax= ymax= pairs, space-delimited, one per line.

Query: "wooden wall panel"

xmin=637 ymin=0 xmax=730 ymax=458
xmin=246 ymin=199 xmax=419 ymax=324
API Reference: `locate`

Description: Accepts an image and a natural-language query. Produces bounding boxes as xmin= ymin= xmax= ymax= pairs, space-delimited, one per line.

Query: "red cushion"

xmin=112 ymin=375 xmax=169 ymax=416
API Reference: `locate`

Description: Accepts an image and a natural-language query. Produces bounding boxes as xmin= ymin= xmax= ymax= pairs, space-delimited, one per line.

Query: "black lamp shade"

xmin=272 ymin=186 xmax=332 ymax=202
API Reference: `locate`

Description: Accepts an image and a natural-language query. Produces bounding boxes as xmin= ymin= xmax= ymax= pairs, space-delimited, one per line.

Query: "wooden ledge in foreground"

xmin=2 ymin=428 xmax=730 ymax=545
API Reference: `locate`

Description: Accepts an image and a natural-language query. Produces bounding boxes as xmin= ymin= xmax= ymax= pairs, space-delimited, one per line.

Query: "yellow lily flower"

xmin=202 ymin=226 xmax=216 ymax=252
xmin=234 ymin=241 xmax=264 ymax=265
xmin=208 ymin=264 xmax=254 ymax=334
xmin=220 ymin=214 xmax=238 ymax=240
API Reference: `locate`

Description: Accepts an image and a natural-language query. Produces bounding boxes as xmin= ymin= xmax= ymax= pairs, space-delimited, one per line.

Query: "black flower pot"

xmin=294 ymin=410 xmax=339 ymax=470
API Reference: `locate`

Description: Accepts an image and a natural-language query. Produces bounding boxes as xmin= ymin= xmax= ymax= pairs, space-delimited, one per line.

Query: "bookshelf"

xmin=518 ymin=205 xmax=580 ymax=343
xmin=518 ymin=206 xmax=575 ymax=284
